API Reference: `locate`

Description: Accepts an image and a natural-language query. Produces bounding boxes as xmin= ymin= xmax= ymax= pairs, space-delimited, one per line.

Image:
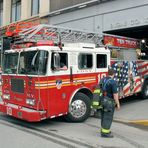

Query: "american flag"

xmin=137 ymin=61 xmax=148 ymax=77
xmin=131 ymin=61 xmax=141 ymax=93
xmin=133 ymin=76 xmax=142 ymax=93
xmin=111 ymin=61 xmax=119 ymax=82
xmin=111 ymin=61 xmax=123 ymax=86
xmin=132 ymin=61 xmax=138 ymax=76
xmin=111 ymin=60 xmax=148 ymax=97
xmin=121 ymin=61 xmax=130 ymax=95
xmin=111 ymin=61 xmax=129 ymax=95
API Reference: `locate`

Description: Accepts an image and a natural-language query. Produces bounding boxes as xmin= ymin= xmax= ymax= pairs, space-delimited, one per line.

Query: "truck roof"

xmin=5 ymin=43 xmax=110 ymax=54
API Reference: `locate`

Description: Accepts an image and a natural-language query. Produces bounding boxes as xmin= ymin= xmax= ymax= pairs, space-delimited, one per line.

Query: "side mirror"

xmin=53 ymin=53 xmax=60 ymax=70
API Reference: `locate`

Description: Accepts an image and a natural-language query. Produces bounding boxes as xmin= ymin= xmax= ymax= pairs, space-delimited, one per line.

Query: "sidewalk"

xmin=114 ymin=99 xmax=148 ymax=126
xmin=92 ymin=98 xmax=148 ymax=126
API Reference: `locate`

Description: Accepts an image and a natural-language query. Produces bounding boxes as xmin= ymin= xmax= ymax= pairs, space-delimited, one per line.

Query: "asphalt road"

xmin=0 ymin=96 xmax=147 ymax=148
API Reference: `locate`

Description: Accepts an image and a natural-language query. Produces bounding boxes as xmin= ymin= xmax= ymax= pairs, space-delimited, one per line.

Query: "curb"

xmin=129 ymin=120 xmax=148 ymax=126
xmin=91 ymin=111 xmax=148 ymax=126
xmin=114 ymin=118 xmax=148 ymax=126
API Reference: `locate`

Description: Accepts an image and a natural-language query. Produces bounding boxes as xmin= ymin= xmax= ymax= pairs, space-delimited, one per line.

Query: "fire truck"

xmin=104 ymin=34 xmax=148 ymax=99
xmin=0 ymin=23 xmax=147 ymax=122
xmin=0 ymin=23 xmax=110 ymax=122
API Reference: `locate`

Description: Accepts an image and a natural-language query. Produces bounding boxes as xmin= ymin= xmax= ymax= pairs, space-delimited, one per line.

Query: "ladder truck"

xmin=0 ymin=22 xmax=147 ymax=122
xmin=104 ymin=34 xmax=148 ymax=99
xmin=0 ymin=22 xmax=109 ymax=122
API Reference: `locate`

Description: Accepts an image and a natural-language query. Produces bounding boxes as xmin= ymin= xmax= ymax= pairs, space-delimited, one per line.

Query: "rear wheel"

xmin=142 ymin=81 xmax=148 ymax=99
xmin=65 ymin=92 xmax=91 ymax=122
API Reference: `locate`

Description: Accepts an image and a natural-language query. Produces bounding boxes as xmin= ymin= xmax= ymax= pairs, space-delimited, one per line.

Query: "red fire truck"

xmin=0 ymin=23 xmax=147 ymax=122
xmin=0 ymin=23 xmax=110 ymax=122
xmin=104 ymin=34 xmax=148 ymax=99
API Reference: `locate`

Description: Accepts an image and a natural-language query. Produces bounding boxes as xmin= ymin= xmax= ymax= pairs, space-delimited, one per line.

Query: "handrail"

xmin=5 ymin=21 xmax=39 ymax=37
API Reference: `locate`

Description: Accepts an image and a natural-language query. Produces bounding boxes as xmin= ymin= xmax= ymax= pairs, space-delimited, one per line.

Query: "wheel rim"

xmin=70 ymin=100 xmax=87 ymax=119
xmin=144 ymin=85 xmax=148 ymax=97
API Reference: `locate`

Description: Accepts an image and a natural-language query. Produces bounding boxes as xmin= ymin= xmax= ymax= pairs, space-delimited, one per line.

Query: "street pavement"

xmin=0 ymin=114 xmax=148 ymax=148
xmin=0 ymin=121 xmax=66 ymax=148
xmin=0 ymin=96 xmax=148 ymax=147
xmin=114 ymin=98 xmax=148 ymax=126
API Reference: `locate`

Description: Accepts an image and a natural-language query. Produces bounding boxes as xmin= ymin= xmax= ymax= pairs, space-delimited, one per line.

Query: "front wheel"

xmin=142 ymin=81 xmax=148 ymax=99
xmin=65 ymin=92 xmax=91 ymax=122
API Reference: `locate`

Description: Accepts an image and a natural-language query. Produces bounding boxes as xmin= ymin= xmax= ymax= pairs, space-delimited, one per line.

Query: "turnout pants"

xmin=101 ymin=105 xmax=115 ymax=134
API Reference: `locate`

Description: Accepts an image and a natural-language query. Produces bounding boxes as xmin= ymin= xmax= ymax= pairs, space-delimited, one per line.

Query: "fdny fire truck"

xmin=0 ymin=23 xmax=147 ymax=122
xmin=104 ymin=35 xmax=148 ymax=99
xmin=0 ymin=23 xmax=110 ymax=122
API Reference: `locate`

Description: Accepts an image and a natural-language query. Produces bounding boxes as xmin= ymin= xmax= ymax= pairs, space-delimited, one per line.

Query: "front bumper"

xmin=0 ymin=101 xmax=46 ymax=122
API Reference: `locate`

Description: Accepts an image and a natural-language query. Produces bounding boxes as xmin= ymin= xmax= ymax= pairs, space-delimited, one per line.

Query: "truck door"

xmin=48 ymin=52 xmax=70 ymax=116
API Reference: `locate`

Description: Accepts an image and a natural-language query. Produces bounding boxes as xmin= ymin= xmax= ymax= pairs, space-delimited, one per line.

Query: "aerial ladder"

xmin=5 ymin=22 xmax=103 ymax=48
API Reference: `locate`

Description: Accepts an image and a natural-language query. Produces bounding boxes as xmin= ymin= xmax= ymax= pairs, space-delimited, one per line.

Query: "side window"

xmin=78 ymin=53 xmax=93 ymax=69
xmin=51 ymin=52 xmax=68 ymax=71
xmin=96 ymin=54 xmax=107 ymax=68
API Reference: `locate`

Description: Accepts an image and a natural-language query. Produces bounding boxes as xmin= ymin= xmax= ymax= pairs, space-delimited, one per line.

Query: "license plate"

xmin=7 ymin=107 xmax=12 ymax=115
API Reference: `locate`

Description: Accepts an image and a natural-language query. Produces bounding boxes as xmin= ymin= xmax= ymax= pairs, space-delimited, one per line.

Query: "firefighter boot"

xmin=101 ymin=132 xmax=114 ymax=138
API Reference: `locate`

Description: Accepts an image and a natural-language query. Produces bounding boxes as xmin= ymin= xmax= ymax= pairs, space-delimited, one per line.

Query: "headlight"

xmin=26 ymin=98 xmax=36 ymax=106
xmin=3 ymin=94 xmax=10 ymax=100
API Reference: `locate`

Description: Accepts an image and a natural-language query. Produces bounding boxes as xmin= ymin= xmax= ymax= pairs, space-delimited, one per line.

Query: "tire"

xmin=142 ymin=81 xmax=148 ymax=99
xmin=65 ymin=92 xmax=91 ymax=122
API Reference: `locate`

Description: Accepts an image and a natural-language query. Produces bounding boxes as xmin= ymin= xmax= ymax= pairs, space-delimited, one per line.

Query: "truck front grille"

xmin=11 ymin=78 xmax=24 ymax=93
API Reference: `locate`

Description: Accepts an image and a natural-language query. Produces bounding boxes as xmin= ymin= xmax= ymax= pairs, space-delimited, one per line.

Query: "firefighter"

xmin=91 ymin=85 xmax=102 ymax=116
xmin=99 ymin=69 xmax=120 ymax=138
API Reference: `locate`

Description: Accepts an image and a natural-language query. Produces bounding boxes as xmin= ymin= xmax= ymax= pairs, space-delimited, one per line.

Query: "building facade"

xmin=0 ymin=0 xmax=148 ymax=39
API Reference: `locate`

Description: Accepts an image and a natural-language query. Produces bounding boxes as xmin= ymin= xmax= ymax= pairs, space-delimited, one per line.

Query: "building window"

xmin=11 ymin=0 xmax=21 ymax=22
xmin=31 ymin=0 xmax=39 ymax=16
xmin=50 ymin=0 xmax=90 ymax=12
xmin=0 ymin=0 xmax=3 ymax=26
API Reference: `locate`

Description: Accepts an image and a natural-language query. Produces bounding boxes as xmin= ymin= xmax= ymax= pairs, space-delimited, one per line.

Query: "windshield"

xmin=3 ymin=50 xmax=48 ymax=75
xmin=3 ymin=53 xmax=18 ymax=74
